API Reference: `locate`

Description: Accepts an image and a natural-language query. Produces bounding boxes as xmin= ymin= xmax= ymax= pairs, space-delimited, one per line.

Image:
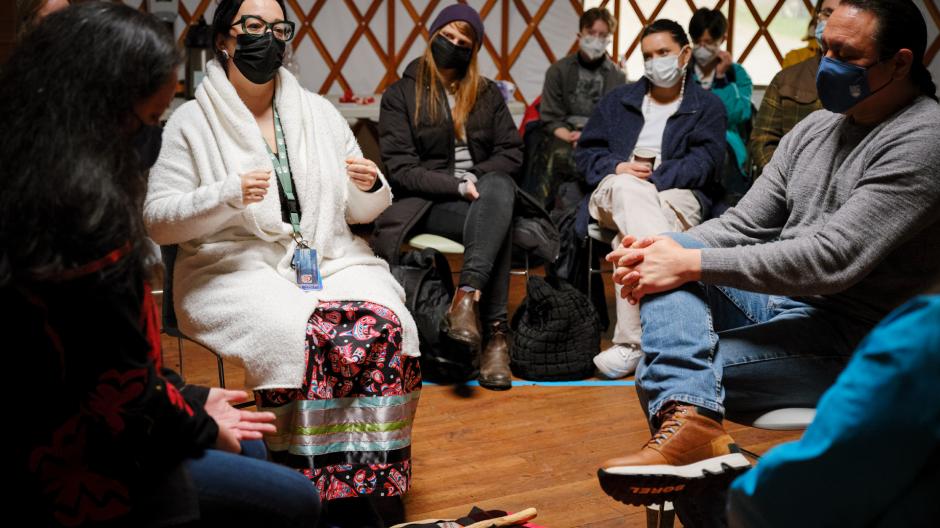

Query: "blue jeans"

xmin=183 ymin=440 xmax=320 ymax=527
xmin=637 ymin=233 xmax=873 ymax=422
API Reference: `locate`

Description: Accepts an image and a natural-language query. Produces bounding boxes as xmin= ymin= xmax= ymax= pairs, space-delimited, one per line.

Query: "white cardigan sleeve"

xmin=144 ymin=112 xmax=247 ymax=245
xmin=336 ymin=106 xmax=392 ymax=225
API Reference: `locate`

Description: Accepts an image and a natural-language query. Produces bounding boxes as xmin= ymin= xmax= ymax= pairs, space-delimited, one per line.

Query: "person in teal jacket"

xmin=728 ymin=289 xmax=940 ymax=527
xmin=688 ymin=8 xmax=753 ymax=173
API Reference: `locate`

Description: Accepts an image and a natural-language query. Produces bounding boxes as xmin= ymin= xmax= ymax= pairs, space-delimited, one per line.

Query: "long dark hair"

xmin=0 ymin=2 xmax=182 ymax=287
xmin=840 ymin=0 xmax=937 ymax=100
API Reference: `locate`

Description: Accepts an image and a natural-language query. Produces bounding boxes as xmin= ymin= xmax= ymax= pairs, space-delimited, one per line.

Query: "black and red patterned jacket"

xmin=7 ymin=247 xmax=218 ymax=527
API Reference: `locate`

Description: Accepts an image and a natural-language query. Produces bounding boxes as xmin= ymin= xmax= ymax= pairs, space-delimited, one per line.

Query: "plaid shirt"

xmin=749 ymin=54 xmax=823 ymax=177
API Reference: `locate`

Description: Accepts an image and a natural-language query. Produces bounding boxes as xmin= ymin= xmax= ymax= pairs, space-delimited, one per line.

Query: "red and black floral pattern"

xmin=257 ymin=301 xmax=421 ymax=501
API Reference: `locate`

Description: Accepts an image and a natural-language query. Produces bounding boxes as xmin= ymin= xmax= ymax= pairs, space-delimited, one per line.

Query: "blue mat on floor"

xmin=423 ymin=380 xmax=635 ymax=387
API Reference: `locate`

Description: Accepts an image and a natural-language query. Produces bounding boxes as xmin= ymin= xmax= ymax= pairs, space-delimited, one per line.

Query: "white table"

xmin=325 ymin=93 xmax=526 ymax=124
xmin=166 ymin=93 xmax=526 ymax=124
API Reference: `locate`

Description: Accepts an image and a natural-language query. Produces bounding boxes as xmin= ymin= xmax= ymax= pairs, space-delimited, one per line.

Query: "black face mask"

xmin=431 ymin=35 xmax=473 ymax=71
xmin=233 ymin=32 xmax=285 ymax=84
xmin=132 ymin=121 xmax=163 ymax=170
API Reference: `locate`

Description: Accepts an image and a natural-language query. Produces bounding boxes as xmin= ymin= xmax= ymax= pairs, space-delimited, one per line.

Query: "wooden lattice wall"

xmin=127 ymin=0 xmax=940 ymax=105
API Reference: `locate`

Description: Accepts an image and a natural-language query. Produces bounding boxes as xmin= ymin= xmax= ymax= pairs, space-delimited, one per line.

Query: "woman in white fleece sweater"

xmin=143 ymin=0 xmax=420 ymax=520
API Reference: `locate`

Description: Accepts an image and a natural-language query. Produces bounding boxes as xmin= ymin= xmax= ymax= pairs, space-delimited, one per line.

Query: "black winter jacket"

xmin=372 ymin=58 xmax=523 ymax=263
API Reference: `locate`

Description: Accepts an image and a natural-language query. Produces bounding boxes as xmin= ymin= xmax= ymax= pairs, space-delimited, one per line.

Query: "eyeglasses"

xmin=230 ymin=15 xmax=296 ymax=42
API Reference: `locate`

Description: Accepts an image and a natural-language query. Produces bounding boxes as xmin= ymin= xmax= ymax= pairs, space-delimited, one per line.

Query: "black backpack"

xmin=510 ymin=276 xmax=600 ymax=381
xmin=390 ymin=248 xmax=475 ymax=382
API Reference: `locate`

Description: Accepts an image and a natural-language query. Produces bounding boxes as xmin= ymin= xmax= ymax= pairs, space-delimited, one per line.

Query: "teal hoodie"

xmin=694 ymin=62 xmax=752 ymax=170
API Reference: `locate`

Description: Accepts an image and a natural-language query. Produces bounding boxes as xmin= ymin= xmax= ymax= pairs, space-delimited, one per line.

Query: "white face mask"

xmin=579 ymin=35 xmax=609 ymax=61
xmin=644 ymin=51 xmax=686 ymax=88
xmin=692 ymin=45 xmax=718 ymax=67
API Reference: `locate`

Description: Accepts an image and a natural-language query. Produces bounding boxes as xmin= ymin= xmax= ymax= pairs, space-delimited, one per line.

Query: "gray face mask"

xmin=579 ymin=35 xmax=609 ymax=61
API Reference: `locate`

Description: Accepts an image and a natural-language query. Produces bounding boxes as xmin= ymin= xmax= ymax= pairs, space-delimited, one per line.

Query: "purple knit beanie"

xmin=428 ymin=4 xmax=485 ymax=46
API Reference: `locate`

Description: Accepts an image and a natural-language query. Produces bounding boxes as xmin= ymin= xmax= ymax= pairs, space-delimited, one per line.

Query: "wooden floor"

xmin=156 ymin=265 xmax=801 ymax=527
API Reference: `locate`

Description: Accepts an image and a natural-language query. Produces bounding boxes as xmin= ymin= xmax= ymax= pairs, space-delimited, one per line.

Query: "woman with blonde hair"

xmin=374 ymin=4 xmax=523 ymax=391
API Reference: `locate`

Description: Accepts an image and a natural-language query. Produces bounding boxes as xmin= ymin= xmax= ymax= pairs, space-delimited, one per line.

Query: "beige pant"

xmin=588 ymin=174 xmax=703 ymax=346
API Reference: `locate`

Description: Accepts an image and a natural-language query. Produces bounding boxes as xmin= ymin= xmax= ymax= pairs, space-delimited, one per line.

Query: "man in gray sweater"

xmin=596 ymin=0 xmax=940 ymax=512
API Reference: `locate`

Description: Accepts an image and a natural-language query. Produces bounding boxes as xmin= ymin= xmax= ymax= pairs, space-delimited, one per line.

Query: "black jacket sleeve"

xmin=575 ymin=92 xmax=628 ymax=188
xmin=163 ymin=368 xmax=211 ymax=407
xmin=92 ymin=284 xmax=219 ymax=466
xmin=14 ymin=279 xmax=219 ymax=472
xmin=469 ymin=83 xmax=524 ymax=179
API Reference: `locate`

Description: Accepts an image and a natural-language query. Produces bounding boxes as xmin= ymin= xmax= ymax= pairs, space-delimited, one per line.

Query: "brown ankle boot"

xmin=478 ymin=322 xmax=512 ymax=391
xmin=442 ymin=288 xmax=482 ymax=348
xmin=597 ymin=403 xmax=750 ymax=506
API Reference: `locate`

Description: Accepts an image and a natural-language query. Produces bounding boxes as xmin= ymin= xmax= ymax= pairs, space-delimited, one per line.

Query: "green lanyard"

xmin=265 ymin=108 xmax=303 ymax=242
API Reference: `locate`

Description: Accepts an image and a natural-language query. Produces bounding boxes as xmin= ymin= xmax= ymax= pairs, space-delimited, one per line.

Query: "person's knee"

xmin=547 ymin=138 xmax=574 ymax=160
xmin=282 ymin=473 xmax=321 ymax=528
xmin=475 ymin=171 xmax=515 ymax=203
xmin=603 ymin=175 xmax=659 ymax=208
xmin=239 ymin=439 xmax=268 ymax=461
xmin=262 ymin=464 xmax=321 ymax=527
xmin=187 ymin=450 xmax=321 ymax=528
xmin=608 ymin=174 xmax=657 ymax=195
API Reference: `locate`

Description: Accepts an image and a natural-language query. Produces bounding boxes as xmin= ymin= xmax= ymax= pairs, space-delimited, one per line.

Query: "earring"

xmin=221 ymin=49 xmax=230 ymax=60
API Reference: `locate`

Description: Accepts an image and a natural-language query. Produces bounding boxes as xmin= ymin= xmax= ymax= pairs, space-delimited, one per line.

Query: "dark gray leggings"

xmin=415 ymin=171 xmax=515 ymax=323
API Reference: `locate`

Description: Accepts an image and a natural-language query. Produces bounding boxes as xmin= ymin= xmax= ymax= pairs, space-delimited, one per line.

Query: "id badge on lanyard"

xmin=292 ymin=243 xmax=322 ymax=291
xmin=268 ymin=107 xmax=322 ymax=291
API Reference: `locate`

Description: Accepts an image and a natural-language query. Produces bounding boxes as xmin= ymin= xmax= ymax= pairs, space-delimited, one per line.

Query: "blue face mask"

xmin=814 ymin=20 xmax=826 ymax=48
xmin=815 ymin=56 xmax=893 ymax=113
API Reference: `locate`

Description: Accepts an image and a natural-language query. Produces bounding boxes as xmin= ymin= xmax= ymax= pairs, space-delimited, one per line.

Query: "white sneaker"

xmin=593 ymin=344 xmax=644 ymax=379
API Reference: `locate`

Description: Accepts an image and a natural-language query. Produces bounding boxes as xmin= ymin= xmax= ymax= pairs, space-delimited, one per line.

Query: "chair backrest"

xmin=749 ymin=408 xmax=816 ymax=431
xmin=159 ymin=245 xmax=184 ymax=338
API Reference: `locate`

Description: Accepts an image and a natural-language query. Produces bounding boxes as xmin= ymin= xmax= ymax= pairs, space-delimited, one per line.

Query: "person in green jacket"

xmin=688 ymin=8 xmax=752 ymax=176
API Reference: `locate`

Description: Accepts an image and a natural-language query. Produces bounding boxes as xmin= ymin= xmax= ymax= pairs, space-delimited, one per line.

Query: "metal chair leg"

xmin=646 ymin=502 xmax=676 ymax=528
xmin=176 ymin=336 xmax=184 ymax=377
xmin=587 ymin=236 xmax=594 ymax=298
xmin=216 ymin=354 xmax=226 ymax=388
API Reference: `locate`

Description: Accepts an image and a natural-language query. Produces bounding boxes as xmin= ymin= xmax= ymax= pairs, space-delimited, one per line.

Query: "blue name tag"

xmin=292 ymin=247 xmax=322 ymax=291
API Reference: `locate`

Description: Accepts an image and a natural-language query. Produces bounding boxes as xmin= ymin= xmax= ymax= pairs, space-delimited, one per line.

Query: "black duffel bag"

xmin=510 ymin=276 xmax=600 ymax=380
xmin=390 ymin=248 xmax=475 ymax=382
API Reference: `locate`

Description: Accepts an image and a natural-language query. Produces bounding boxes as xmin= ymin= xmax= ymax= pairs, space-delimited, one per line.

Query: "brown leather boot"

xmin=478 ymin=321 xmax=512 ymax=391
xmin=597 ymin=403 xmax=750 ymax=506
xmin=442 ymin=288 xmax=482 ymax=349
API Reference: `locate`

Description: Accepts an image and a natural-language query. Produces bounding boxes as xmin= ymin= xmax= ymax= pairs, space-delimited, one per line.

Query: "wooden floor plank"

xmin=156 ymin=262 xmax=802 ymax=526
